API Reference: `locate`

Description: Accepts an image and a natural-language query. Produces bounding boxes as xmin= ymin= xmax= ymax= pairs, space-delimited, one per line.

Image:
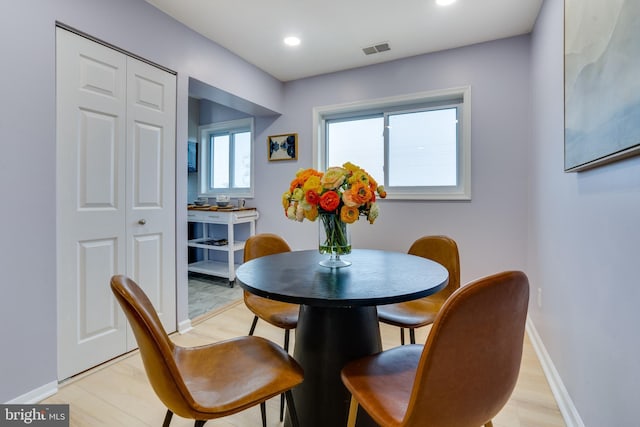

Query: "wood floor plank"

xmin=44 ymin=301 xmax=565 ymax=426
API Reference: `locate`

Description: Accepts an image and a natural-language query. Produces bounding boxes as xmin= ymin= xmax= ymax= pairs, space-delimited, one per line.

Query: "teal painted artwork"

xmin=564 ymin=0 xmax=640 ymax=171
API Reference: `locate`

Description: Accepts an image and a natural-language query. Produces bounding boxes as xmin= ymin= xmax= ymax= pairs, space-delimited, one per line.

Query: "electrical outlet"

xmin=537 ymin=288 xmax=542 ymax=308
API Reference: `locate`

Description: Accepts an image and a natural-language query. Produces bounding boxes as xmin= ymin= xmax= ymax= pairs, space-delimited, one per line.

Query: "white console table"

xmin=187 ymin=208 xmax=259 ymax=285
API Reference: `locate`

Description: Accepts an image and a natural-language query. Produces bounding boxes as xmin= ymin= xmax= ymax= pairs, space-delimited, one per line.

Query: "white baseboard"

xmin=178 ymin=318 xmax=193 ymax=334
xmin=7 ymin=318 xmax=192 ymax=405
xmin=526 ymin=318 xmax=585 ymax=427
xmin=5 ymin=381 xmax=58 ymax=404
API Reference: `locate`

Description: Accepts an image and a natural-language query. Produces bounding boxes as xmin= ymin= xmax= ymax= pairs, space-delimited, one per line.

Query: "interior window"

xmin=199 ymin=118 xmax=254 ymax=197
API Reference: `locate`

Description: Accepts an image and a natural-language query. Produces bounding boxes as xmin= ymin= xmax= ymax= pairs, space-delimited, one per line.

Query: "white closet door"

xmin=56 ymin=28 xmax=176 ymax=379
xmin=125 ymin=57 xmax=176 ymax=350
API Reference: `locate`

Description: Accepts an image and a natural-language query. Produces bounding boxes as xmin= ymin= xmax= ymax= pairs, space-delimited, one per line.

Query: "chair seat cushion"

xmin=175 ymin=336 xmax=303 ymax=418
xmin=244 ymin=293 xmax=299 ymax=329
xmin=377 ymin=297 xmax=447 ymax=328
xmin=341 ymin=344 xmax=423 ymax=426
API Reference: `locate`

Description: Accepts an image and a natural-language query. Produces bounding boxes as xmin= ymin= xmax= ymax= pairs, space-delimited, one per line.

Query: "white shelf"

xmin=188 ymin=260 xmax=240 ymax=279
xmin=187 ymin=238 xmax=246 ymax=252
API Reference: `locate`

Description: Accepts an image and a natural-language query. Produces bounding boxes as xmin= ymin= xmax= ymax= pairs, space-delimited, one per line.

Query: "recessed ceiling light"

xmin=436 ymin=0 xmax=456 ymax=5
xmin=284 ymin=36 xmax=301 ymax=46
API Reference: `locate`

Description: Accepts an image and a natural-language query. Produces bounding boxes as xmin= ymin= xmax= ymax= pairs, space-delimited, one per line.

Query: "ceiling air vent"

xmin=362 ymin=42 xmax=391 ymax=55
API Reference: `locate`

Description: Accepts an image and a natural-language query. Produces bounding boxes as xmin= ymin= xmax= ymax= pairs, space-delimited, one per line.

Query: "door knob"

xmin=138 ymin=219 xmax=147 ymax=225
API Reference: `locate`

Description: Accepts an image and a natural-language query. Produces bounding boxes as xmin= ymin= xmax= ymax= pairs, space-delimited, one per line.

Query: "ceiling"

xmin=145 ymin=0 xmax=543 ymax=82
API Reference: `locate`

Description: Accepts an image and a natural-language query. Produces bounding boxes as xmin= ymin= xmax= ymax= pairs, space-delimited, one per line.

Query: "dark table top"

xmin=236 ymin=249 xmax=449 ymax=308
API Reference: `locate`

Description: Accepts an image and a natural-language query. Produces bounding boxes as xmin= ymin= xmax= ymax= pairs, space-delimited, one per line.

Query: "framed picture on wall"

xmin=268 ymin=133 xmax=298 ymax=161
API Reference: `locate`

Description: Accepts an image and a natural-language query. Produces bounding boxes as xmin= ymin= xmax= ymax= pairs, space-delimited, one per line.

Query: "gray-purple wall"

xmin=529 ymin=0 xmax=640 ymax=425
xmin=255 ymin=36 xmax=531 ymax=287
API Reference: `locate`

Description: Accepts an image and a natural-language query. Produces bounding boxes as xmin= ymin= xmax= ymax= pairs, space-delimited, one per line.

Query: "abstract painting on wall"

xmin=564 ymin=0 xmax=640 ymax=171
xmin=268 ymin=133 xmax=298 ymax=161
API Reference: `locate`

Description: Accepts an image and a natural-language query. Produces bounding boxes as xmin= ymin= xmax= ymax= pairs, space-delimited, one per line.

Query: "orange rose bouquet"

xmin=282 ymin=162 xmax=386 ymax=257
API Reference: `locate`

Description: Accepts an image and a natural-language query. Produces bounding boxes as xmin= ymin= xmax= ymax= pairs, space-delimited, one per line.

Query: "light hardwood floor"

xmin=43 ymin=301 xmax=565 ymax=427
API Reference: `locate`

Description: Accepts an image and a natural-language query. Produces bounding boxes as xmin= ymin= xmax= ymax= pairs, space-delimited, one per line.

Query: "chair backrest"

xmin=243 ymin=233 xmax=292 ymax=262
xmin=110 ymin=275 xmax=195 ymax=418
xmin=408 ymin=236 xmax=460 ymax=299
xmin=243 ymin=233 xmax=292 ymax=303
xmin=404 ymin=271 xmax=530 ymax=427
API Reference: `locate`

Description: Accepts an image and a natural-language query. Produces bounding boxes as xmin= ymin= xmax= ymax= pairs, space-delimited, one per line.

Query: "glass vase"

xmin=318 ymin=213 xmax=352 ymax=268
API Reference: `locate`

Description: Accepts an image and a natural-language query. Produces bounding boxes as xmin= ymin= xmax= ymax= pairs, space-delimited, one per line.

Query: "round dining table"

xmin=235 ymin=249 xmax=449 ymax=427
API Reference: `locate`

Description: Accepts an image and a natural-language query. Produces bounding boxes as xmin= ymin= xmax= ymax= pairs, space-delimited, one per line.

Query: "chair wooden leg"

xmin=280 ymin=329 xmax=291 ymax=421
xmin=409 ymin=328 xmax=416 ymax=344
xmin=285 ymin=390 xmax=300 ymax=427
xmin=260 ymin=402 xmax=267 ymax=427
xmin=248 ymin=316 xmax=259 ymax=336
xmin=280 ymin=393 xmax=285 ymax=422
xmin=485 ymin=421 xmax=494 ymax=427
xmin=400 ymin=327 xmax=405 ymax=345
xmin=194 ymin=421 xmax=206 ymax=427
xmin=346 ymin=396 xmax=359 ymax=427
xmin=162 ymin=410 xmax=173 ymax=427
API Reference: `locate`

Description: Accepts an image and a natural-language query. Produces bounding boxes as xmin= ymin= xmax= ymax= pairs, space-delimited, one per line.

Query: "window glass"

xmin=233 ymin=131 xmax=251 ymax=188
xmin=211 ymin=134 xmax=230 ymax=188
xmin=327 ymin=116 xmax=384 ymax=178
xmin=387 ymin=108 xmax=457 ymax=187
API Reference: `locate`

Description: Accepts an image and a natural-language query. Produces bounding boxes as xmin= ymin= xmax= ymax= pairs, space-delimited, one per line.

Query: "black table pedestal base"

xmin=285 ymin=305 xmax=382 ymax=427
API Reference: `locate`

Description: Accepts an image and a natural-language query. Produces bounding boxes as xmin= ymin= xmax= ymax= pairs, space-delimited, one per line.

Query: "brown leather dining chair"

xmin=342 ymin=271 xmax=530 ymax=427
xmin=377 ymin=235 xmax=460 ymax=344
xmin=242 ymin=233 xmax=300 ymax=421
xmin=110 ymin=275 xmax=303 ymax=427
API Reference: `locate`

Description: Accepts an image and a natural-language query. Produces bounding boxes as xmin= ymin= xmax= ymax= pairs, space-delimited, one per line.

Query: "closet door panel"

xmin=78 ymin=238 xmax=119 ymax=340
xmin=78 ymin=110 xmax=119 ymax=208
xmin=132 ymin=122 xmax=163 ymax=207
xmin=57 ymin=28 xmax=127 ymax=380
xmin=125 ymin=57 xmax=176 ymax=349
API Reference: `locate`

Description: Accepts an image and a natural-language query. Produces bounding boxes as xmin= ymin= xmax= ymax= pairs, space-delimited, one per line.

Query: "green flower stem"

xmin=319 ymin=214 xmax=351 ymax=255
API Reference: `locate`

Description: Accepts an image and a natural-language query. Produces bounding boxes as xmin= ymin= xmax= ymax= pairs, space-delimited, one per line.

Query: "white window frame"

xmin=199 ymin=118 xmax=254 ymax=198
xmin=313 ymin=87 xmax=471 ymax=200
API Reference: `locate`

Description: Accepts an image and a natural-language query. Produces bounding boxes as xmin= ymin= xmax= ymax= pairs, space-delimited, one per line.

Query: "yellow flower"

xmin=303 ymin=175 xmax=323 ymax=194
xmin=348 ymin=169 xmax=370 ymax=186
xmin=321 ymin=167 xmax=347 ymax=189
xmin=291 ymin=187 xmax=305 ymax=201
xmin=282 ymin=191 xmax=291 ymax=210
xmin=342 ymin=162 xmax=360 ymax=173
xmin=340 ymin=205 xmax=359 ymax=223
